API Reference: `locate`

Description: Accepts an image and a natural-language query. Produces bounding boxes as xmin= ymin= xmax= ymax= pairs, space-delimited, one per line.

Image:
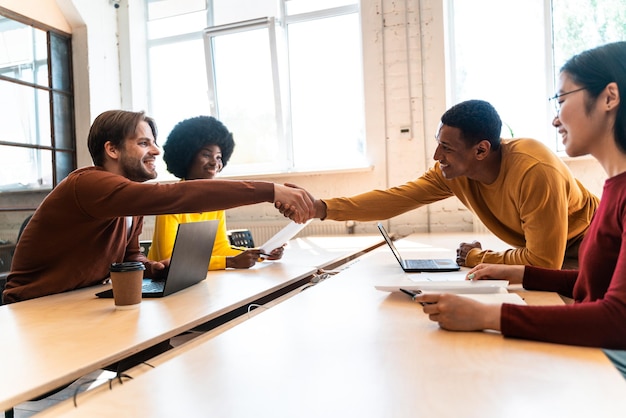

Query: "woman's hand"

xmin=414 ymin=293 xmax=501 ymax=331
xmin=226 ymin=249 xmax=262 ymax=269
xmin=465 ymin=263 xmax=525 ymax=284
xmin=265 ymin=245 xmax=285 ymax=260
xmin=144 ymin=259 xmax=170 ymax=280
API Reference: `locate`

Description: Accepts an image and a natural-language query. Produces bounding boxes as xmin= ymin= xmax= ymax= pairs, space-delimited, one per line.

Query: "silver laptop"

xmin=377 ymin=223 xmax=460 ymax=272
xmin=96 ymin=220 xmax=218 ymax=298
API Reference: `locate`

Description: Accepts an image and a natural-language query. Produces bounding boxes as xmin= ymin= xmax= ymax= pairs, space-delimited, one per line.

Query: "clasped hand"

xmin=456 ymin=240 xmax=482 ymax=266
xmin=273 ymin=183 xmax=316 ymax=223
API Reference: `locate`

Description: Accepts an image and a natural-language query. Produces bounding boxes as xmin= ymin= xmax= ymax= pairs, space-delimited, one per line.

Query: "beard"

xmin=119 ymin=154 xmax=157 ymax=182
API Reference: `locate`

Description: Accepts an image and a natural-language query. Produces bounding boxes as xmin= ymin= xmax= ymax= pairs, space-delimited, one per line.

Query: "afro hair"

xmin=163 ymin=116 xmax=235 ymax=179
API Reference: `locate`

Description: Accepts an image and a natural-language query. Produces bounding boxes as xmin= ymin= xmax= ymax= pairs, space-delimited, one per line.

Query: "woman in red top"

xmin=414 ymin=41 xmax=626 ymax=376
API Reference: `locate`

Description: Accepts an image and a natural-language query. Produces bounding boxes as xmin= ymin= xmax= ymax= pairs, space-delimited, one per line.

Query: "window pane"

xmin=0 ymin=13 xmax=74 ymax=193
xmin=551 ymin=1 xmax=626 ymax=151
xmin=148 ymin=38 xmax=210 ymax=144
xmin=552 ymin=0 xmax=626 ymax=70
xmin=50 ymin=32 xmax=72 ymax=91
xmin=52 ymin=92 xmax=74 ymax=149
xmin=288 ymin=13 xmax=366 ymax=169
xmin=286 ymin=0 xmax=357 ymax=15
xmin=147 ymin=0 xmax=206 ymax=21
xmin=449 ymin=0 xmax=550 ymax=142
xmin=0 ymin=18 xmax=47 ymax=86
xmin=0 ymin=81 xmax=51 ymax=146
xmin=0 ymin=145 xmax=52 ymax=190
xmin=55 ymin=150 xmax=74 ymax=182
xmin=147 ymin=10 xmax=207 ymax=39
xmin=211 ymin=29 xmax=282 ymax=170
xmin=212 ymin=0 xmax=277 ymax=26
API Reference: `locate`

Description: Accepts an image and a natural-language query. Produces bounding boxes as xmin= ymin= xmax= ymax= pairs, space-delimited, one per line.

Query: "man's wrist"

xmin=315 ymin=199 xmax=327 ymax=220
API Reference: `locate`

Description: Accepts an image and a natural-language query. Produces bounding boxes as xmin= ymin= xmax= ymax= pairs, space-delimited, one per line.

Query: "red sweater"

xmin=3 ymin=167 xmax=274 ymax=303
xmin=501 ymin=171 xmax=626 ymax=349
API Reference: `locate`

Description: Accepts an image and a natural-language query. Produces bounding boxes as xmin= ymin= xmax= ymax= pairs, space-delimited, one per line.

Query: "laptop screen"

xmin=377 ymin=223 xmax=406 ymax=266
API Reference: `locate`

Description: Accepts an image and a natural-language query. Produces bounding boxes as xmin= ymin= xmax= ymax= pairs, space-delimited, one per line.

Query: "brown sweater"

xmin=3 ymin=167 xmax=274 ymax=303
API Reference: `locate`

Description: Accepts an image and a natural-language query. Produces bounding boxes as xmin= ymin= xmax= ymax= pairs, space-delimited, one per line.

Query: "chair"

xmin=1 ymin=214 xmax=33 ymax=307
xmin=227 ymin=229 xmax=255 ymax=248
xmin=139 ymin=240 xmax=152 ymax=256
xmin=16 ymin=214 xmax=33 ymax=243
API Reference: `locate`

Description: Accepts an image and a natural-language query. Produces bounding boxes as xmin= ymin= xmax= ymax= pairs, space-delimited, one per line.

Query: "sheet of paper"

xmin=456 ymin=292 xmax=526 ymax=305
xmin=374 ymin=279 xmax=510 ymax=294
xmin=259 ymin=220 xmax=312 ymax=253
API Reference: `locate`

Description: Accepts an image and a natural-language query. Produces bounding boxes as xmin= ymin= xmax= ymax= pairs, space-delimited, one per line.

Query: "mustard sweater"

xmin=148 ymin=211 xmax=242 ymax=270
xmin=324 ymin=139 xmax=599 ymax=268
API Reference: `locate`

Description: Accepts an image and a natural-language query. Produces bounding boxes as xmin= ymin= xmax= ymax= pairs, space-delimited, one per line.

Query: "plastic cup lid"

xmin=109 ymin=261 xmax=146 ymax=272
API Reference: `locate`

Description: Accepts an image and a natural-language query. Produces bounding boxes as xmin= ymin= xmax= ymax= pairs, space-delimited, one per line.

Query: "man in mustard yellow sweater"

xmin=279 ymin=100 xmax=599 ymax=269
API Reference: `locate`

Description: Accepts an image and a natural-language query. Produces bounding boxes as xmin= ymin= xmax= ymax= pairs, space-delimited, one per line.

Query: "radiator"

xmin=139 ymin=219 xmax=350 ymax=244
xmin=224 ymin=220 xmax=349 ymax=245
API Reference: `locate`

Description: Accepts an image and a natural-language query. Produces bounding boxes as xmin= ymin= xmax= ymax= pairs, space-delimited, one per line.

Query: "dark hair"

xmin=560 ymin=41 xmax=626 ymax=152
xmin=163 ymin=116 xmax=235 ymax=179
xmin=440 ymin=100 xmax=502 ymax=151
xmin=88 ymin=110 xmax=158 ymax=166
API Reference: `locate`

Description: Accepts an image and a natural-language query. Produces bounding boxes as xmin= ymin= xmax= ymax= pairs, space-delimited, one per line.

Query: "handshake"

xmin=273 ymin=183 xmax=325 ymax=224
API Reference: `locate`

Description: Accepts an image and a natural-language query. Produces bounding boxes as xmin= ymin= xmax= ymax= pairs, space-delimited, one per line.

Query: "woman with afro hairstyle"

xmin=148 ymin=116 xmax=284 ymax=269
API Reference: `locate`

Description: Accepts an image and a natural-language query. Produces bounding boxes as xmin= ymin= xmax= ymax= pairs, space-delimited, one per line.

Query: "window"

xmin=0 ymin=11 xmax=75 ymax=192
xmin=447 ymin=0 xmax=626 ymax=152
xmin=145 ymin=0 xmax=365 ymax=178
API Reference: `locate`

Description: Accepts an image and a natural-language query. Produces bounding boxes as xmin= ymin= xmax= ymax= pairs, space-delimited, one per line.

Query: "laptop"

xmin=96 ymin=220 xmax=218 ymax=298
xmin=377 ymin=222 xmax=460 ymax=272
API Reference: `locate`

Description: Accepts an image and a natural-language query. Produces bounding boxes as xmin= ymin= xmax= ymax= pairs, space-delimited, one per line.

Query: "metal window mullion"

xmin=45 ymin=30 xmax=56 ymax=185
xmin=268 ymin=17 xmax=291 ymax=168
xmin=202 ymin=31 xmax=218 ymax=117
xmin=545 ymin=0 xmax=559 ymax=149
xmin=285 ymin=4 xmax=359 ymax=24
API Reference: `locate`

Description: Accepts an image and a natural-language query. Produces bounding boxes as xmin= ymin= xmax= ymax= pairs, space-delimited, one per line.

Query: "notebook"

xmin=377 ymin=222 xmax=460 ymax=272
xmin=96 ymin=220 xmax=218 ymax=298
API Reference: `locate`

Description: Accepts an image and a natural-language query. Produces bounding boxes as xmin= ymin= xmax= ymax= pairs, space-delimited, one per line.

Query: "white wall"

xmin=0 ymin=0 xmax=608 ymax=239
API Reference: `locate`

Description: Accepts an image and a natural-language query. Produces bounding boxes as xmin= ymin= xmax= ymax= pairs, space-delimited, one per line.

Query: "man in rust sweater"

xmin=3 ymin=110 xmax=314 ymax=304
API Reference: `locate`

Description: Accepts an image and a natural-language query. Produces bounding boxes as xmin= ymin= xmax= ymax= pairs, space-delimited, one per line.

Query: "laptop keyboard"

xmin=142 ymin=280 xmax=165 ymax=293
xmin=405 ymin=259 xmax=441 ymax=269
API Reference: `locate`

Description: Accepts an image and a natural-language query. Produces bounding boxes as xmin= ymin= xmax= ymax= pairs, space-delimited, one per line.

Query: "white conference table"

xmin=0 ymin=235 xmax=383 ymax=413
xmin=40 ymin=233 xmax=626 ymax=417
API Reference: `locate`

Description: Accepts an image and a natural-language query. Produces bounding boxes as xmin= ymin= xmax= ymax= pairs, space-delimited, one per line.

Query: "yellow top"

xmin=148 ymin=210 xmax=242 ymax=270
xmin=323 ymin=138 xmax=599 ymax=268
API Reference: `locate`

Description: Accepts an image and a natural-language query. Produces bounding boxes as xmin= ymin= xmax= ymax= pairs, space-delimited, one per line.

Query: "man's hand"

xmin=456 ymin=240 xmax=482 ymax=266
xmin=275 ymin=183 xmax=327 ymax=221
xmin=273 ymin=183 xmax=317 ymax=223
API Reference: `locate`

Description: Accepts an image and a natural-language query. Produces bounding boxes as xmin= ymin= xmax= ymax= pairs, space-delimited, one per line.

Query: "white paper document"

xmin=458 ymin=292 xmax=526 ymax=305
xmin=259 ymin=220 xmax=312 ymax=253
xmin=374 ymin=279 xmax=510 ymax=294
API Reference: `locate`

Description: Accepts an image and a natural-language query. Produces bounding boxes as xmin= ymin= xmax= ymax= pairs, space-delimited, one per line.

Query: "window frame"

xmin=0 ymin=7 xmax=75 ymax=194
xmin=203 ymin=17 xmax=292 ymax=171
xmin=144 ymin=1 xmax=366 ymax=177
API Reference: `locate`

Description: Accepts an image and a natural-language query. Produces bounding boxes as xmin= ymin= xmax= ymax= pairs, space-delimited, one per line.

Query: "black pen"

xmin=233 ymin=246 xmax=272 ymax=258
xmin=399 ymin=288 xmax=420 ymax=300
xmin=399 ymin=288 xmax=432 ymax=306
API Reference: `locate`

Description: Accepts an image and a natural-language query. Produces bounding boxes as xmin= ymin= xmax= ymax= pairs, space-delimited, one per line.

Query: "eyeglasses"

xmin=548 ymin=87 xmax=586 ymax=115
